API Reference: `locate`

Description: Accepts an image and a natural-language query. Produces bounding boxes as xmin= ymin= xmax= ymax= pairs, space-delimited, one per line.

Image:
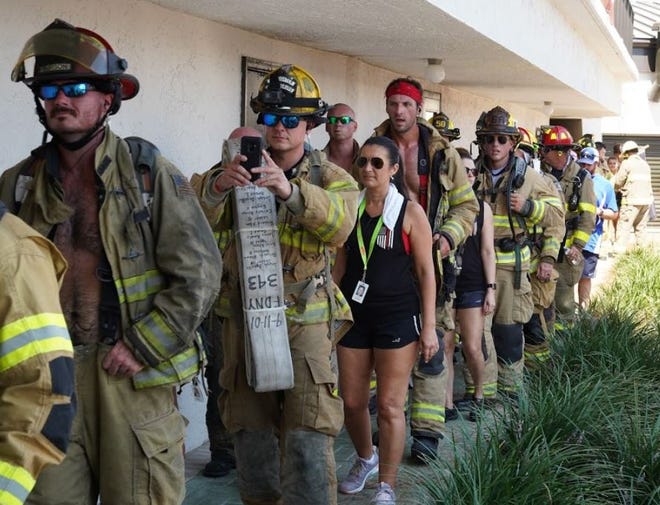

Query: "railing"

xmin=611 ymin=0 xmax=635 ymax=55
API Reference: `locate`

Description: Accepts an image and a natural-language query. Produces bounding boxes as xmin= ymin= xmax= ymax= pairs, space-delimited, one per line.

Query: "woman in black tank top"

xmin=333 ymin=137 xmax=437 ymax=502
xmin=443 ymin=149 xmax=496 ymax=420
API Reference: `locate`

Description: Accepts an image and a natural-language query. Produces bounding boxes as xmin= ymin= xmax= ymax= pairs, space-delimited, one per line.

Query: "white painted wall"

xmin=0 ymin=0 xmax=554 ymax=451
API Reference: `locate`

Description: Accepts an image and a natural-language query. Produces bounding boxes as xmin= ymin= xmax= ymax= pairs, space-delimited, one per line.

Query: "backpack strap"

xmin=99 ymin=136 xmax=161 ymax=344
xmin=124 ymin=136 xmax=161 ymax=222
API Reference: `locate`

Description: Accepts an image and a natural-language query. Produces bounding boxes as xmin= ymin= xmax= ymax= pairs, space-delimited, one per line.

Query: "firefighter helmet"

xmin=430 ymin=112 xmax=461 ymax=140
xmin=577 ymin=133 xmax=595 ymax=150
xmin=537 ymin=125 xmax=578 ymax=149
xmin=475 ymin=106 xmax=521 ymax=142
xmin=250 ymin=64 xmax=327 ymax=125
xmin=517 ymin=127 xmax=538 ymax=155
xmin=12 ymin=19 xmax=139 ymax=111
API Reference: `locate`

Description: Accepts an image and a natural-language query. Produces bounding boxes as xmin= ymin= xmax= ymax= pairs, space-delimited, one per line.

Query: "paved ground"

xmin=182 ymin=359 xmax=493 ymax=505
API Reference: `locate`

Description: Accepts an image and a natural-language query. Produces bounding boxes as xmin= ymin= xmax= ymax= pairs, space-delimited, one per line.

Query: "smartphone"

xmin=240 ymin=136 xmax=262 ymax=181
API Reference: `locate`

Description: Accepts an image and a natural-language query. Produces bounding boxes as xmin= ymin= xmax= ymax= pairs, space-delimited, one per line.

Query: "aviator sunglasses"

xmin=356 ymin=156 xmax=385 ymax=169
xmin=37 ymin=82 xmax=96 ymax=100
xmin=262 ymin=113 xmax=301 ymax=129
xmin=327 ymin=115 xmax=353 ymax=125
xmin=484 ymin=135 xmax=510 ymax=145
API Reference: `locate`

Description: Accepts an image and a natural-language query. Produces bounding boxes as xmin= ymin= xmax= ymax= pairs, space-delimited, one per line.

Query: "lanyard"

xmin=356 ymin=199 xmax=384 ymax=281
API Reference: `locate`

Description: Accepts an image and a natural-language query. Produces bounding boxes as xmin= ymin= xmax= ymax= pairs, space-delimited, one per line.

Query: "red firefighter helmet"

xmin=537 ymin=125 xmax=578 ymax=149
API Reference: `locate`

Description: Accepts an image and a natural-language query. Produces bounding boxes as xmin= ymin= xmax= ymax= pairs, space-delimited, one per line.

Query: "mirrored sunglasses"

xmin=356 ymin=156 xmax=385 ymax=169
xmin=262 ymin=113 xmax=301 ymax=129
xmin=484 ymin=135 xmax=510 ymax=145
xmin=37 ymin=82 xmax=96 ymax=100
xmin=328 ymin=116 xmax=353 ymax=125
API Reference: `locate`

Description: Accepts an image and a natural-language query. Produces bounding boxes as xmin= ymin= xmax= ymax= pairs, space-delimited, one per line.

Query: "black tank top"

xmin=341 ymin=199 xmax=419 ymax=322
xmin=456 ymin=199 xmax=485 ymax=294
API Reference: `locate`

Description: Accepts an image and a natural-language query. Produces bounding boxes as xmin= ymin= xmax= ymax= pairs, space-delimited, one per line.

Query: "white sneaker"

xmin=371 ymin=482 xmax=396 ymax=504
xmin=338 ymin=446 xmax=379 ymax=494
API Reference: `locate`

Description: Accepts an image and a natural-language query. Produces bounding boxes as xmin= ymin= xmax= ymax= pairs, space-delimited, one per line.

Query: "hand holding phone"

xmin=240 ymin=136 xmax=263 ymax=181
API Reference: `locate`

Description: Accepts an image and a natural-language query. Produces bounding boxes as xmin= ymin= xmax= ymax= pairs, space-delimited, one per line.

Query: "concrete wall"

xmin=0 ymin=0 xmax=550 ymax=451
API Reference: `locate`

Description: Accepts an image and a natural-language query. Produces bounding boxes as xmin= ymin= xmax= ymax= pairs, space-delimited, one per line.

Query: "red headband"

xmin=385 ymin=81 xmax=422 ymax=104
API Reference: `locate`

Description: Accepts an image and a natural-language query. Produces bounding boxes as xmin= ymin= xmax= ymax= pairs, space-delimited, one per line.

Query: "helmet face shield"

xmin=12 ymin=24 xmax=138 ymax=101
xmin=13 ymin=29 xmax=111 ymax=83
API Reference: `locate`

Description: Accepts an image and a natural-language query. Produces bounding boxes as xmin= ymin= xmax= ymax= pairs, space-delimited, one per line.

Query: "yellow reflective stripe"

xmin=572 ymin=229 xmax=591 ymax=244
xmin=495 ymin=247 xmax=531 ymax=266
xmin=483 ymin=382 xmax=498 ymax=396
xmin=0 ymin=313 xmax=72 ymax=373
xmin=133 ymin=347 xmax=200 ymax=388
xmin=217 ymin=230 xmax=232 ymax=253
xmin=316 ymin=192 xmax=345 ymax=242
xmin=279 ymin=226 xmax=324 ymax=255
xmin=0 ymin=460 xmax=35 ymax=505
xmin=525 ymin=350 xmax=551 ymax=361
xmin=528 ymin=200 xmax=545 ymax=224
xmin=116 ymin=270 xmax=164 ymax=304
xmin=134 ymin=311 xmax=182 ymax=361
xmin=541 ymin=196 xmax=563 ymax=209
xmin=579 ymin=201 xmax=596 ymax=214
xmin=410 ymin=402 xmax=445 ymax=422
xmin=493 ymin=215 xmax=512 ymax=228
xmin=447 ymin=182 xmax=474 ymax=205
xmin=439 ymin=220 xmax=464 ymax=242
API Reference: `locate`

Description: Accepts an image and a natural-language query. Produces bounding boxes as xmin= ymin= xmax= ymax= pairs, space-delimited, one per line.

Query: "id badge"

xmin=351 ymin=281 xmax=369 ymax=304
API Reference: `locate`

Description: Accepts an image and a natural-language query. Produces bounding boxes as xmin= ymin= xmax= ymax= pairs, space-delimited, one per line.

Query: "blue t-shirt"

xmin=584 ymin=173 xmax=618 ymax=254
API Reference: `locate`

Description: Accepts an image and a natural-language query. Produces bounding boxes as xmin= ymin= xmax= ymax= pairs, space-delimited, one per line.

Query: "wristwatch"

xmin=486 ymin=283 xmax=497 ymax=290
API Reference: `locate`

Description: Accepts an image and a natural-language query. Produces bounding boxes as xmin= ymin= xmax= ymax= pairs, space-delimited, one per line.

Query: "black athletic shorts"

xmin=338 ymin=314 xmax=421 ymax=350
xmin=453 ymin=289 xmax=485 ymax=310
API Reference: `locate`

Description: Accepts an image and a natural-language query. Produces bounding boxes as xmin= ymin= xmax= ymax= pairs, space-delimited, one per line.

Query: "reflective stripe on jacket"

xmin=0 ymin=206 xmax=74 ymax=504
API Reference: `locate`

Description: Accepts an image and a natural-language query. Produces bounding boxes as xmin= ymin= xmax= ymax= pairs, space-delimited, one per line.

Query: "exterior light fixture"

xmin=542 ymin=101 xmax=554 ymax=116
xmin=426 ymin=58 xmax=446 ymax=83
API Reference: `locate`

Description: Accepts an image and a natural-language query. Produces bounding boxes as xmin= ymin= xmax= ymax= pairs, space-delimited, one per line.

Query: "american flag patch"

xmin=171 ymin=174 xmax=196 ymax=198
xmin=376 ymin=228 xmax=394 ymax=250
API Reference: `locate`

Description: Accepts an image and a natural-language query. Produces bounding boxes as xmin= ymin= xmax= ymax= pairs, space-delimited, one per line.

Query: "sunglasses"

xmin=262 ymin=113 xmax=301 ymax=129
xmin=328 ymin=116 xmax=353 ymax=125
xmin=484 ymin=135 xmax=510 ymax=145
xmin=37 ymin=82 xmax=96 ymax=100
xmin=466 ymin=168 xmax=478 ymax=176
xmin=356 ymin=156 xmax=385 ymax=169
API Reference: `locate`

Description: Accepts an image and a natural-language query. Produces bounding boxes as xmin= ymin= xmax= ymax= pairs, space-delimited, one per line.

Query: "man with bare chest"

xmin=0 ymin=19 xmax=221 ymax=505
xmin=372 ymin=77 xmax=478 ymax=462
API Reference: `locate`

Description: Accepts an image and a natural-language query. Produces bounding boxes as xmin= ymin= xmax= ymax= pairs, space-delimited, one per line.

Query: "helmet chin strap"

xmin=33 ymin=93 xmax=110 ymax=151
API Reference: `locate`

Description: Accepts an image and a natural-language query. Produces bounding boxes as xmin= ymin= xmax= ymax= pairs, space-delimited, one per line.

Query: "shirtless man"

xmin=323 ymin=102 xmax=359 ymax=172
xmin=372 ymin=77 xmax=478 ymax=461
xmin=0 ymin=19 xmax=220 ymax=505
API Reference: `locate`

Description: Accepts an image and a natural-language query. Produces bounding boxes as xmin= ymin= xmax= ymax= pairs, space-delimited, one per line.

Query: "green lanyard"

xmin=356 ymin=199 xmax=384 ymax=281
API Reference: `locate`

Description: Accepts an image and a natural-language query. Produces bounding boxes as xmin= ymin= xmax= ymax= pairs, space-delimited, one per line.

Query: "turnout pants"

xmin=27 ymin=344 xmax=185 ymax=505
xmin=524 ymin=269 xmax=558 ymax=369
xmin=220 ymin=318 xmax=343 ymax=505
xmin=410 ymin=300 xmax=452 ymax=439
xmin=615 ymin=204 xmax=650 ymax=253
xmin=554 ymin=257 xmax=583 ymax=324
xmin=492 ymin=268 xmax=533 ymax=393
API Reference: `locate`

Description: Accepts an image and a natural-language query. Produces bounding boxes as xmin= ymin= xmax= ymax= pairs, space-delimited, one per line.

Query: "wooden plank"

xmin=233 ymin=184 xmax=294 ymax=392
